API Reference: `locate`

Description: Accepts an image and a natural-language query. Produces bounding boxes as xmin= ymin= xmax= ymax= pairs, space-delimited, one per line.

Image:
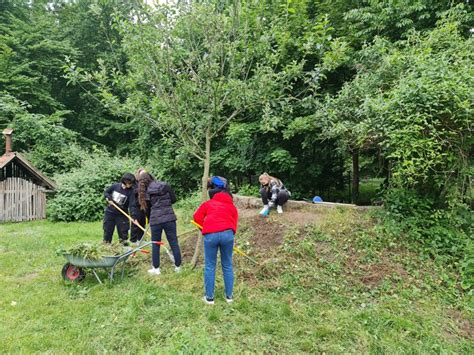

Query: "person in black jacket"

xmin=103 ymin=173 xmax=136 ymax=244
xmin=144 ymin=180 xmax=182 ymax=275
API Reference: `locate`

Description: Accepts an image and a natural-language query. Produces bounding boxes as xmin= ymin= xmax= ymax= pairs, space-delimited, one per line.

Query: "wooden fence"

xmin=0 ymin=177 xmax=47 ymax=222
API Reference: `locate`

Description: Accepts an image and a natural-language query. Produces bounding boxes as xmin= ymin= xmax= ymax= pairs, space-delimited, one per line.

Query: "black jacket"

xmin=146 ymin=181 xmax=177 ymax=225
xmin=129 ymin=182 xmax=149 ymax=220
xmin=104 ymin=182 xmax=134 ymax=215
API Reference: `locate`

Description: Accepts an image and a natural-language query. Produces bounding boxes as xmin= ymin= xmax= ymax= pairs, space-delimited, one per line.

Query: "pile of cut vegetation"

xmin=57 ymin=242 xmax=125 ymax=260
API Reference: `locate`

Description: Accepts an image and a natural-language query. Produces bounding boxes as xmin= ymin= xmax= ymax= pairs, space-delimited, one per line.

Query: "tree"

xmin=0 ymin=1 xmax=77 ymax=115
xmin=54 ymin=0 xmax=140 ymax=152
xmin=66 ymin=1 xmax=305 ymax=265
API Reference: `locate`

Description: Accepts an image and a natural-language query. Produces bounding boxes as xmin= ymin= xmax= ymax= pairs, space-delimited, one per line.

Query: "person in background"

xmin=130 ymin=168 xmax=153 ymax=244
xmin=193 ymin=177 xmax=238 ymax=305
xmin=144 ymin=178 xmax=181 ymax=275
xmin=258 ymin=172 xmax=290 ymax=215
xmin=103 ymin=173 xmax=136 ymax=244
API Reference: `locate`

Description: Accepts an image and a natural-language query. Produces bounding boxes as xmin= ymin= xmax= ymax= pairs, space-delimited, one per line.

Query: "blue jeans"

xmin=203 ymin=229 xmax=234 ymax=299
xmin=150 ymin=221 xmax=181 ymax=268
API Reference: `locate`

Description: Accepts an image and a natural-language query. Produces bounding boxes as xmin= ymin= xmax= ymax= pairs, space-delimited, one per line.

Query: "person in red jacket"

xmin=193 ymin=176 xmax=238 ymax=305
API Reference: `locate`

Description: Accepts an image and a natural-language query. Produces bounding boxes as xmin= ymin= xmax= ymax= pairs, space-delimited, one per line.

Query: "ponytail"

xmin=138 ymin=172 xmax=153 ymax=211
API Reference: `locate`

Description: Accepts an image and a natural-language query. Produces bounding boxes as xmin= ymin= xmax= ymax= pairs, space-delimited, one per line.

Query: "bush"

xmin=382 ymin=188 xmax=472 ymax=292
xmin=460 ymin=240 xmax=474 ymax=294
xmin=174 ymin=191 xmax=202 ymax=223
xmin=48 ymin=150 xmax=139 ymax=222
xmin=12 ymin=108 xmax=91 ymax=176
xmin=236 ymin=184 xmax=260 ymax=197
xmin=383 ymin=189 xmax=471 ymax=257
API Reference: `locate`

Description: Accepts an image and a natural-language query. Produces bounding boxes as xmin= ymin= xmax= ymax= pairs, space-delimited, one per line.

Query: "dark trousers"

xmin=130 ymin=211 xmax=147 ymax=242
xmin=103 ymin=211 xmax=129 ymax=243
xmin=150 ymin=221 xmax=182 ymax=268
xmin=260 ymin=188 xmax=290 ymax=206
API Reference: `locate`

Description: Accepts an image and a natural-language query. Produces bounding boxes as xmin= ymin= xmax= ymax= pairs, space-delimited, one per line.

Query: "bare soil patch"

xmin=445 ymin=309 xmax=474 ymax=340
xmin=345 ymin=254 xmax=408 ymax=288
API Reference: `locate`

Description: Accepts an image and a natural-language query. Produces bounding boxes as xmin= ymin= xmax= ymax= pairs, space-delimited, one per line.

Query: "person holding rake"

xmin=141 ymin=178 xmax=182 ymax=275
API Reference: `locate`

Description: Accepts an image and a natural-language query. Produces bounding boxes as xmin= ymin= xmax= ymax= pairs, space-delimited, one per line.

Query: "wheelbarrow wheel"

xmin=62 ymin=263 xmax=86 ymax=282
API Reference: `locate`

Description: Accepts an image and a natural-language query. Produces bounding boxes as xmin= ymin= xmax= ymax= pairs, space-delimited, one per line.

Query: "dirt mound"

xmin=178 ymin=206 xmax=324 ymax=264
xmin=240 ymin=215 xmax=288 ymax=253
xmin=179 ymin=233 xmax=199 ymax=262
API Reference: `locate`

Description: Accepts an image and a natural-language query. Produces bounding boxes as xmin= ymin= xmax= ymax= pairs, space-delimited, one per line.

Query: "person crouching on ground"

xmin=145 ymin=178 xmax=182 ymax=275
xmin=103 ymin=173 xmax=136 ymax=244
xmin=193 ymin=176 xmax=238 ymax=305
xmin=258 ymin=172 xmax=290 ymax=215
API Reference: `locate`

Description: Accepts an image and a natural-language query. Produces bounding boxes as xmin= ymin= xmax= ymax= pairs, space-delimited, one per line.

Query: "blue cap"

xmin=211 ymin=176 xmax=226 ymax=188
xmin=312 ymin=196 xmax=323 ymax=203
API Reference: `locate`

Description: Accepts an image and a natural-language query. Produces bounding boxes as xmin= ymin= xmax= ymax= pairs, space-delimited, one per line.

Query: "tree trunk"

xmin=351 ymin=149 xmax=360 ymax=204
xmin=191 ymin=128 xmax=211 ymax=268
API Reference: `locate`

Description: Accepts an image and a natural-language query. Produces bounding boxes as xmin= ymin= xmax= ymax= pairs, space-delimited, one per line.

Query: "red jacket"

xmin=193 ymin=192 xmax=238 ymax=235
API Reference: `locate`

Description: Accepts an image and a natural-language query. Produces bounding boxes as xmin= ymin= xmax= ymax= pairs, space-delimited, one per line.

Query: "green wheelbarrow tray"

xmin=61 ymin=241 xmax=162 ymax=284
xmin=64 ymin=253 xmax=127 ymax=268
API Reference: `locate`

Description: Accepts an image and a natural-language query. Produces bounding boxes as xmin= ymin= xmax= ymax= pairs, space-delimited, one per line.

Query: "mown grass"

xmin=0 ymin=207 xmax=472 ymax=353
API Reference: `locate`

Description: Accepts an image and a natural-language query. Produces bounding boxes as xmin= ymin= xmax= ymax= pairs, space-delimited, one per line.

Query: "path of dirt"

xmin=238 ymin=207 xmax=324 ymax=253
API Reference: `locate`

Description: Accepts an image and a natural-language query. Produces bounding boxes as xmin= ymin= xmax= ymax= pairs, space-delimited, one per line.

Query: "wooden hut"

xmin=0 ymin=128 xmax=56 ymax=222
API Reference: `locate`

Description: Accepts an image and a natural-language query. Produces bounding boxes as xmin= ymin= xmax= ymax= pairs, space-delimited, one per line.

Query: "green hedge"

xmin=48 ymin=151 xmax=139 ymax=222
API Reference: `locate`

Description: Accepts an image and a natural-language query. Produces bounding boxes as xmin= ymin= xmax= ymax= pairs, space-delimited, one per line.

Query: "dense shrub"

xmin=460 ymin=240 xmax=474 ymax=294
xmin=236 ymin=184 xmax=260 ymax=198
xmin=48 ymin=151 xmax=139 ymax=222
xmin=382 ymin=188 xmax=472 ymax=290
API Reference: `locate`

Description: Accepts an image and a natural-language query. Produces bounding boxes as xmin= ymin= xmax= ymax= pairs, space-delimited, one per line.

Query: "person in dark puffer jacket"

xmin=193 ymin=178 xmax=238 ymax=305
xmin=145 ymin=179 xmax=181 ymax=275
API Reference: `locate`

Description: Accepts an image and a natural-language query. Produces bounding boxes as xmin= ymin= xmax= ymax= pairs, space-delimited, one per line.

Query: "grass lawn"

xmin=0 ymin=207 xmax=472 ymax=353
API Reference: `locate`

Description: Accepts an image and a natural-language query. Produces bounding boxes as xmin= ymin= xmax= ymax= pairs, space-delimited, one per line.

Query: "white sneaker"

xmin=225 ymin=296 xmax=233 ymax=304
xmin=277 ymin=205 xmax=283 ymax=214
xmin=203 ymin=296 xmax=214 ymax=305
xmin=174 ymin=266 xmax=181 ymax=273
xmin=147 ymin=267 xmax=161 ymax=276
xmin=259 ymin=205 xmax=269 ymax=215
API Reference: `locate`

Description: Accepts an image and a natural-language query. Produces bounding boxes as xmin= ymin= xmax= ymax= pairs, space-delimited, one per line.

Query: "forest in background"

xmin=0 ymin=1 xmax=472 ymax=289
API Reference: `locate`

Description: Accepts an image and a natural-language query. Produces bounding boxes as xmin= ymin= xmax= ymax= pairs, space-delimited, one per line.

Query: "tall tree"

xmin=66 ymin=0 xmax=310 ymax=264
xmin=0 ymin=1 xmax=76 ymax=115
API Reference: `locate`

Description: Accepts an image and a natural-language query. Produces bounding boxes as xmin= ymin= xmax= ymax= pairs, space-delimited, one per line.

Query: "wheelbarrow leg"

xmin=121 ymin=262 xmax=126 ymax=279
xmin=109 ymin=265 xmax=115 ymax=282
xmin=91 ymin=269 xmax=103 ymax=284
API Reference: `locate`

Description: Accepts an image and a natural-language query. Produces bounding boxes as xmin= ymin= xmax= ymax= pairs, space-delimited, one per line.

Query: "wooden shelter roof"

xmin=0 ymin=152 xmax=56 ymax=190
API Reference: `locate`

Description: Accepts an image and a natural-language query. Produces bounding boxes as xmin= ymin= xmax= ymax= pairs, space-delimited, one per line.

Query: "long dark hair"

xmin=138 ymin=172 xmax=154 ymax=211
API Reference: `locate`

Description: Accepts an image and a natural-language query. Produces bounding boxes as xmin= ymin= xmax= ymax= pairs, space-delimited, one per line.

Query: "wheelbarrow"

xmin=61 ymin=241 xmax=163 ymax=284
